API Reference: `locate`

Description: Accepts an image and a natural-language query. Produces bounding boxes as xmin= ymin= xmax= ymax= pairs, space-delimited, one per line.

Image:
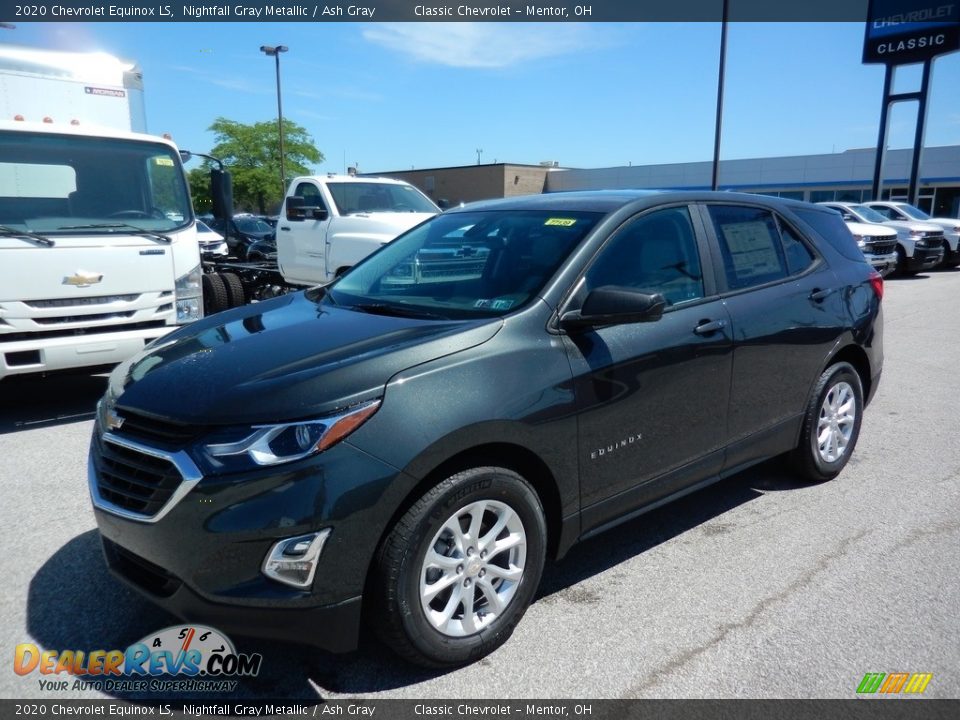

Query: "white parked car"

xmin=196 ymin=220 xmax=228 ymax=257
xmin=830 ymin=217 xmax=898 ymax=277
xmin=818 ymin=202 xmax=944 ymax=275
xmin=862 ymin=201 xmax=960 ymax=268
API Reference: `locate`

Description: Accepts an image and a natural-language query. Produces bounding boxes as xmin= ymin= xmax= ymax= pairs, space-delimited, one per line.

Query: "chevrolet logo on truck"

xmin=63 ymin=270 xmax=104 ymax=288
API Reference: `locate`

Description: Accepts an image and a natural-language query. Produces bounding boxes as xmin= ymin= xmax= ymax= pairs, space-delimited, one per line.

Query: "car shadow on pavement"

xmin=26 ymin=530 xmax=325 ymax=701
xmin=0 ymin=372 xmax=107 ymax=435
xmin=26 ymin=460 xmax=809 ymax=698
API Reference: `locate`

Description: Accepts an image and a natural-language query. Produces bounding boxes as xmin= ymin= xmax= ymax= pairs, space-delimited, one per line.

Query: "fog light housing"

xmin=262 ymin=529 xmax=331 ymax=588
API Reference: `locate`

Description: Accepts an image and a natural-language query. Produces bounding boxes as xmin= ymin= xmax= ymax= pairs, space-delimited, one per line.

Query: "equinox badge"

xmin=63 ymin=270 xmax=104 ymax=288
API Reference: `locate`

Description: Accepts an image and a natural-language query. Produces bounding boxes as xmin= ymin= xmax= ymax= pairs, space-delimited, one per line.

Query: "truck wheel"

xmin=221 ymin=273 xmax=246 ymax=308
xmin=372 ymin=467 xmax=546 ymax=668
xmin=788 ymin=362 xmax=863 ymax=483
xmin=201 ymin=273 xmax=229 ymax=315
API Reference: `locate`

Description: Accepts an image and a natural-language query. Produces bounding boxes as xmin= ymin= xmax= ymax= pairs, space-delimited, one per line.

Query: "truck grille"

xmin=25 ymin=294 xmax=140 ymax=309
xmin=114 ymin=408 xmax=207 ymax=447
xmin=865 ymin=241 xmax=897 ymax=255
xmin=93 ymin=435 xmax=183 ymax=515
xmin=35 ymin=311 xmax=135 ymax=325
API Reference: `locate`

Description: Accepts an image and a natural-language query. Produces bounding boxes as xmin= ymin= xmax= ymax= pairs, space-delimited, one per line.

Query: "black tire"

xmin=220 ymin=272 xmax=246 ymax=308
xmin=372 ymin=467 xmax=547 ymax=668
xmin=789 ymin=362 xmax=864 ymax=483
xmin=895 ymin=246 xmax=918 ymax=276
xmin=201 ymin=273 xmax=228 ymax=315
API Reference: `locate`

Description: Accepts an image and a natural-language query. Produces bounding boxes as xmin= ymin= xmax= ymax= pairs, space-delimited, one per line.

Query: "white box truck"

xmin=0 ymin=45 xmax=205 ymax=381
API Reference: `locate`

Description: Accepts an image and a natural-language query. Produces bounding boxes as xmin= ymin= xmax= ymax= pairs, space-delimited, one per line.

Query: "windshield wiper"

xmin=350 ymin=303 xmax=448 ymax=320
xmin=57 ymin=223 xmax=172 ymax=243
xmin=0 ymin=225 xmax=55 ymax=247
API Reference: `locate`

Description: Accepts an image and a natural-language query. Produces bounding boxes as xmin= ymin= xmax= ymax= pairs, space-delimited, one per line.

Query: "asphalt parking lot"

xmin=1 ymin=269 xmax=958 ymax=701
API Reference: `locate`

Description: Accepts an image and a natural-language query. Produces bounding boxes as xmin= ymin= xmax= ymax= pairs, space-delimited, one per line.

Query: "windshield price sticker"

xmin=545 ymin=218 xmax=577 ymax=227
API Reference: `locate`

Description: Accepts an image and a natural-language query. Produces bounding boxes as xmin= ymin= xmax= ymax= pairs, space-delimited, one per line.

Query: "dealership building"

xmin=376 ymin=145 xmax=960 ymax=217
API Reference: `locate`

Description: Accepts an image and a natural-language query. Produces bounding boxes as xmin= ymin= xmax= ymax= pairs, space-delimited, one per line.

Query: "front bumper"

xmin=0 ymin=325 xmax=173 ymax=381
xmin=904 ymin=245 xmax=944 ymax=272
xmin=89 ymin=433 xmax=409 ymax=653
xmin=865 ymin=250 xmax=898 ymax=277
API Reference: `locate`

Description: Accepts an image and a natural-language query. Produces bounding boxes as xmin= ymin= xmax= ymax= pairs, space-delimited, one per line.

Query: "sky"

xmin=7 ymin=21 xmax=960 ymax=176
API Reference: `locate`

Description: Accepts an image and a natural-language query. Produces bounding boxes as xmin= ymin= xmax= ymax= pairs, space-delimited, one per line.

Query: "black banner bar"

xmin=0 ymin=0 xmax=877 ymax=24
xmin=1 ymin=699 xmax=959 ymax=719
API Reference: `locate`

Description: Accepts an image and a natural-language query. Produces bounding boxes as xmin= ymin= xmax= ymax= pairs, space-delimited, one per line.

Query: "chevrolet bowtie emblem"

xmin=63 ymin=270 xmax=104 ymax=288
xmin=105 ymin=407 xmax=124 ymax=431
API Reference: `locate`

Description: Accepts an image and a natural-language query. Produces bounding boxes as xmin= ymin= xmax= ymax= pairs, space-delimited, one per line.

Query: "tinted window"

xmin=708 ymin=206 xmax=787 ymax=289
xmin=586 ymin=207 xmax=704 ymax=307
xmin=780 ymin=222 xmax=815 ymax=275
xmin=294 ymin=182 xmax=326 ymax=210
xmin=793 ymin=207 xmax=865 ymax=263
xmin=327 ymin=182 xmax=437 ymax=215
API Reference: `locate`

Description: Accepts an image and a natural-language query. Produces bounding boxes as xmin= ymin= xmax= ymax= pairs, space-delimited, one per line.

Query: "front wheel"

xmin=788 ymin=362 xmax=864 ymax=483
xmin=372 ymin=467 xmax=546 ymax=668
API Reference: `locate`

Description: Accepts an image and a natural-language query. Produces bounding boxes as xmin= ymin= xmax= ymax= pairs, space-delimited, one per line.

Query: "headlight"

xmin=851 ymin=234 xmax=867 ymax=248
xmin=200 ymin=399 xmax=381 ymax=472
xmin=909 ymin=229 xmax=922 ymax=236
xmin=175 ymin=264 xmax=203 ymax=323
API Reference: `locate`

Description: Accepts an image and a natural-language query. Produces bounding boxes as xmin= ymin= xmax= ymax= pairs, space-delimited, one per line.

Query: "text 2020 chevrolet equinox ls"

xmin=89 ymin=191 xmax=883 ymax=667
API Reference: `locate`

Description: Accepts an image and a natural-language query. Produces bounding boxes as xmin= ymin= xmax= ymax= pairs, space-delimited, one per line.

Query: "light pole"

xmin=260 ymin=44 xmax=288 ymax=196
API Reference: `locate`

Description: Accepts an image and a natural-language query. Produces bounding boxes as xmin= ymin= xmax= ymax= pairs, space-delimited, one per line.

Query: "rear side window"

xmin=793 ymin=207 xmax=866 ymax=263
xmin=781 ymin=223 xmax=815 ymax=275
xmin=708 ymin=206 xmax=787 ymax=289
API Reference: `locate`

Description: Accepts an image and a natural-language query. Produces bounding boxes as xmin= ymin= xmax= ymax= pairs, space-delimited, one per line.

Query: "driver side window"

xmin=586 ymin=207 xmax=705 ymax=307
xmin=294 ymin=182 xmax=326 ymax=212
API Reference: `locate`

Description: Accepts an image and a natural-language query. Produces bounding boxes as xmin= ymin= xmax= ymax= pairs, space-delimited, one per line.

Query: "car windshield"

xmin=235 ymin=217 xmax=272 ymax=233
xmin=895 ymin=204 xmax=931 ymax=220
xmin=329 ymin=209 xmax=604 ymax=319
xmin=327 ymin=182 xmax=438 ymax=215
xmin=0 ymin=130 xmax=191 ymax=234
xmin=851 ymin=205 xmax=889 ymax=223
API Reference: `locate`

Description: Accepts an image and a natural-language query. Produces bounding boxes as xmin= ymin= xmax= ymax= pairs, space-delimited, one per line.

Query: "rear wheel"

xmin=372 ymin=467 xmax=546 ymax=668
xmin=789 ymin=362 xmax=863 ymax=483
xmin=220 ymin=272 xmax=246 ymax=308
xmin=201 ymin=273 xmax=228 ymax=315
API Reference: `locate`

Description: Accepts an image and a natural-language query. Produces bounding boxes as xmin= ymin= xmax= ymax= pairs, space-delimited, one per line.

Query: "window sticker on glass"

xmin=153 ymin=157 xmax=175 ymax=167
xmin=544 ymin=218 xmax=577 ymax=227
xmin=491 ymin=299 xmax=514 ymax=310
xmin=474 ymin=299 xmax=493 ymax=308
xmin=720 ymin=221 xmax=781 ymax=277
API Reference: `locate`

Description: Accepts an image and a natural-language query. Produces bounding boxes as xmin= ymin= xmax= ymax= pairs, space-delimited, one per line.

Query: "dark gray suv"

xmin=89 ymin=191 xmax=883 ymax=667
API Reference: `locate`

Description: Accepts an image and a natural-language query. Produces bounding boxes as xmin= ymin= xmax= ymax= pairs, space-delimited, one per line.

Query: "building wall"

xmin=545 ymin=146 xmax=960 ymax=217
xmin=373 ymin=164 xmax=551 ymax=205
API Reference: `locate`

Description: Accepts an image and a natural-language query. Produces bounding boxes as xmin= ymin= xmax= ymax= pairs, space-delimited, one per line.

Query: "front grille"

xmin=94 ymin=435 xmax=183 ymax=515
xmin=25 ymin=294 xmax=139 ymax=309
xmin=115 ymin=409 xmax=208 ymax=448
xmin=35 ymin=311 xmax=135 ymax=325
xmin=0 ymin=319 xmax=168 ymax=344
xmin=917 ymin=235 xmax=944 ymax=248
xmin=865 ymin=241 xmax=897 ymax=255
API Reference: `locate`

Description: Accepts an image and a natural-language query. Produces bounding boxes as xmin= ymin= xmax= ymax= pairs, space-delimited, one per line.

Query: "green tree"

xmin=189 ymin=117 xmax=323 ymax=215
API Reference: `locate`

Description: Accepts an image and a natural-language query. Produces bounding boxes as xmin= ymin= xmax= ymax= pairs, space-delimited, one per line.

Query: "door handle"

xmin=694 ymin=319 xmax=727 ymax=335
xmin=280 ymin=226 xmax=291 ymax=231
xmin=809 ymin=288 xmax=831 ymax=302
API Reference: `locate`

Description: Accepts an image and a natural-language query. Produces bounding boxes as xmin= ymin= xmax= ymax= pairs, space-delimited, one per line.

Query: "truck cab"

xmin=277 ymin=175 xmax=438 ymax=286
xmin=0 ymin=121 xmax=202 ymax=380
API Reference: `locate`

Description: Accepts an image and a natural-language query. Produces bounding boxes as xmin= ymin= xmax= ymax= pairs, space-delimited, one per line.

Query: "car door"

xmin=561 ymin=205 xmax=733 ymax=532
xmin=699 ymin=203 xmax=844 ymax=472
xmin=277 ymin=180 xmax=332 ymax=285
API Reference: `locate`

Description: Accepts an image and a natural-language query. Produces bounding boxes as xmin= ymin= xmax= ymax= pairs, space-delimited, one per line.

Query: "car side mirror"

xmin=286 ymin=196 xmax=328 ymax=222
xmin=560 ymin=286 xmax=666 ymax=331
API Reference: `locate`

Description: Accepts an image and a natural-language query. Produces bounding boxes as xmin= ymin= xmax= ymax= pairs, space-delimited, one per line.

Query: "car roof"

xmin=447 ymin=189 xmax=817 ymax=215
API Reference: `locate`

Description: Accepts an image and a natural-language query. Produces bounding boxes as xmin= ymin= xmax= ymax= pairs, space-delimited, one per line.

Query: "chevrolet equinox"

xmin=89 ymin=191 xmax=883 ymax=667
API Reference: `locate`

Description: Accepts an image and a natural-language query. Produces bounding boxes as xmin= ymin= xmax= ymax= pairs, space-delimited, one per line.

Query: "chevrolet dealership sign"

xmin=863 ymin=0 xmax=960 ymax=63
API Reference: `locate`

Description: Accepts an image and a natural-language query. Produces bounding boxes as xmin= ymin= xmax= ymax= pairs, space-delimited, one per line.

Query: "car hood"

xmin=874 ymin=219 xmax=943 ymax=233
xmin=108 ymin=291 xmax=502 ymax=425
xmin=845 ymin=221 xmax=897 ymax=237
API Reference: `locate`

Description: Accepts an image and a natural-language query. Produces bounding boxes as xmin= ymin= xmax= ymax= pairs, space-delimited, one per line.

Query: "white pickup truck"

xmin=276 ymin=175 xmax=439 ymax=286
